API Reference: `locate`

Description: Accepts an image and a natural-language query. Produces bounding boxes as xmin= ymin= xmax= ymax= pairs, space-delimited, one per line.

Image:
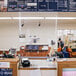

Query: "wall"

xmin=22 ymin=20 xmax=57 ymax=44
xmin=58 ymin=19 xmax=76 ymax=30
xmin=0 ymin=19 xmax=57 ymax=50
xmin=0 ymin=20 xmax=19 ymax=50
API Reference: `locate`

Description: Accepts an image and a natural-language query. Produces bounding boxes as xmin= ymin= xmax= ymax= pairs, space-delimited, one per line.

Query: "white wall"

xmin=0 ymin=20 xmax=19 ymax=50
xmin=0 ymin=19 xmax=57 ymax=50
xmin=22 ymin=20 xmax=57 ymax=44
xmin=58 ymin=19 xmax=76 ymax=30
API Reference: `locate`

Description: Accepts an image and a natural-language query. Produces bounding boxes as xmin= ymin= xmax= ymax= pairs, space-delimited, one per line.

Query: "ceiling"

xmin=0 ymin=12 xmax=76 ymax=29
xmin=0 ymin=12 xmax=76 ymax=17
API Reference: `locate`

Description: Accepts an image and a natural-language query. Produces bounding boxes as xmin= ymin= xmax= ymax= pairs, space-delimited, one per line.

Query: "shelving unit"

xmin=58 ymin=58 xmax=76 ymax=76
xmin=20 ymin=45 xmax=50 ymax=57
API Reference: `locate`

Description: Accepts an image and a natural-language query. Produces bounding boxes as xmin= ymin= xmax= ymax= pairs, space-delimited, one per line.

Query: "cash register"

xmin=21 ymin=58 xmax=30 ymax=67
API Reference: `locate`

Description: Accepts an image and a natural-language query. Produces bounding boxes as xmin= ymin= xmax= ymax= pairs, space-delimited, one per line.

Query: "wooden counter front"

xmin=0 ymin=58 xmax=19 ymax=76
xmin=19 ymin=66 xmax=57 ymax=70
xmin=58 ymin=58 xmax=76 ymax=76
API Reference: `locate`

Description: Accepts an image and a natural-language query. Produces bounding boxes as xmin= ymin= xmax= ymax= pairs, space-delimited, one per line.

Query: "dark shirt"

xmin=58 ymin=41 xmax=64 ymax=48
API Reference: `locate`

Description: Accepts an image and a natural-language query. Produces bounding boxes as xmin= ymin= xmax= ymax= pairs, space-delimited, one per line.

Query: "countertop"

xmin=19 ymin=60 xmax=57 ymax=70
xmin=0 ymin=57 xmax=19 ymax=63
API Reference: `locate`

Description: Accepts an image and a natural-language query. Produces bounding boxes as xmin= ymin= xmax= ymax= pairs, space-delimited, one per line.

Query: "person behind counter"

xmin=57 ymin=46 xmax=72 ymax=58
xmin=56 ymin=38 xmax=64 ymax=58
xmin=58 ymin=38 xmax=64 ymax=50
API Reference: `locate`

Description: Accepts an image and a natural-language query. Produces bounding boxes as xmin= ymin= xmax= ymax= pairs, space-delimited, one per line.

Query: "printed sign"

xmin=0 ymin=62 xmax=10 ymax=68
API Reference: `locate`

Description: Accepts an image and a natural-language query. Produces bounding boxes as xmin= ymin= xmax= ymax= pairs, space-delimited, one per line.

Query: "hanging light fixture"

xmin=38 ymin=22 xmax=41 ymax=27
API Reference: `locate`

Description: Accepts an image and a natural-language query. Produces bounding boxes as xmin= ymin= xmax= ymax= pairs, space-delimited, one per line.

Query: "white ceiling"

xmin=0 ymin=12 xmax=76 ymax=29
xmin=0 ymin=12 xmax=76 ymax=17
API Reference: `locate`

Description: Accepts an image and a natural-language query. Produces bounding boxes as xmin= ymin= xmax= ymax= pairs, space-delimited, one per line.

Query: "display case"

xmin=58 ymin=58 xmax=76 ymax=76
xmin=20 ymin=45 xmax=50 ymax=57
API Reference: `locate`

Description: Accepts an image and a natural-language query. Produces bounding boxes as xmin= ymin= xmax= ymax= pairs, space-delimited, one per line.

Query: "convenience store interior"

xmin=0 ymin=12 xmax=76 ymax=76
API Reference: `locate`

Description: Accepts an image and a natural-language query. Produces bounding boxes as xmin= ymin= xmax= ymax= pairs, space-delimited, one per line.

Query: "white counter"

xmin=19 ymin=60 xmax=57 ymax=76
xmin=29 ymin=60 xmax=57 ymax=68
xmin=25 ymin=43 xmax=49 ymax=45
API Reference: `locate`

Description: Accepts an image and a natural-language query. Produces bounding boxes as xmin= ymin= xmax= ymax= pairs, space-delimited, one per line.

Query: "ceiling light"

xmin=45 ymin=17 xmax=76 ymax=19
xmin=0 ymin=17 xmax=12 ymax=19
xmin=13 ymin=17 xmax=44 ymax=20
xmin=0 ymin=17 xmax=76 ymax=20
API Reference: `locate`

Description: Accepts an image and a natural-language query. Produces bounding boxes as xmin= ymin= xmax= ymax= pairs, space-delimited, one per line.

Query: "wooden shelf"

xmin=20 ymin=45 xmax=50 ymax=57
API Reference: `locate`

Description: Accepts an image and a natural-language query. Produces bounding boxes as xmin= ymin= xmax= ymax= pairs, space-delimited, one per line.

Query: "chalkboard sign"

xmin=38 ymin=2 xmax=48 ymax=9
xmin=49 ymin=2 xmax=57 ymax=9
xmin=73 ymin=0 xmax=76 ymax=2
xmin=7 ymin=0 xmax=76 ymax=12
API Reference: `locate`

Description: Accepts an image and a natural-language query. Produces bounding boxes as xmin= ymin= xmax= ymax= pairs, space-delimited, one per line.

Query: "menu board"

xmin=0 ymin=0 xmax=75 ymax=12
xmin=69 ymin=0 xmax=76 ymax=11
xmin=0 ymin=69 xmax=12 ymax=76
